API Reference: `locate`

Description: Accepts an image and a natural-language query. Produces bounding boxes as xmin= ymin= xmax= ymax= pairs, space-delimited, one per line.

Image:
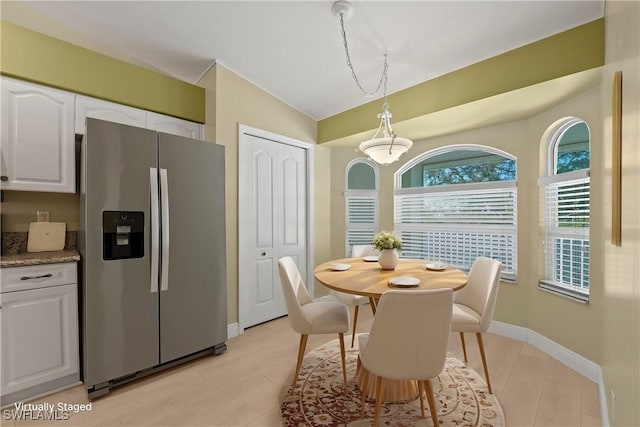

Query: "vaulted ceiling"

xmin=2 ymin=1 xmax=604 ymax=123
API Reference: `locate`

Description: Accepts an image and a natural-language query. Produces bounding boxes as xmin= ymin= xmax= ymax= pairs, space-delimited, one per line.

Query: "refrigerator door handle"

xmin=150 ymin=167 xmax=159 ymax=293
xmin=160 ymin=168 xmax=170 ymax=291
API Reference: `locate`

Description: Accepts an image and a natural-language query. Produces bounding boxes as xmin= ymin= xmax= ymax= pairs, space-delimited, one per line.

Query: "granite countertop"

xmin=1 ymin=231 xmax=79 ymax=267
xmin=0 ymin=250 xmax=80 ymax=267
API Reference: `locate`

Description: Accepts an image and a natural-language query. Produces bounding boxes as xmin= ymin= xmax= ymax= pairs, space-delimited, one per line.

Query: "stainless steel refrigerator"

xmin=79 ymin=118 xmax=226 ymax=398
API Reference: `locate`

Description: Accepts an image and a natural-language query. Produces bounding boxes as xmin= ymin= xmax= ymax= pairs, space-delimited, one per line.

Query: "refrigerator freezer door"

xmin=82 ymin=118 xmax=160 ymax=387
xmin=158 ymin=133 xmax=227 ymax=363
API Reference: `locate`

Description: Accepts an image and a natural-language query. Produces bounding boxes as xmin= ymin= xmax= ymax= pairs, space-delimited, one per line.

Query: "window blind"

xmin=345 ymin=191 xmax=378 ymax=256
xmin=539 ymin=170 xmax=590 ymax=300
xmin=394 ymin=182 xmax=517 ymax=280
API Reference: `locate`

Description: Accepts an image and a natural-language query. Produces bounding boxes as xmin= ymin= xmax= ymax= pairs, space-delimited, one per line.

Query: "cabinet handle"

xmin=0 ymin=176 xmax=8 ymax=181
xmin=20 ymin=273 xmax=53 ymax=281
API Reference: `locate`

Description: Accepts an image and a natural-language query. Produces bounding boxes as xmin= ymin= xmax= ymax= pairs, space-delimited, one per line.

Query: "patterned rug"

xmin=280 ymin=337 xmax=505 ymax=426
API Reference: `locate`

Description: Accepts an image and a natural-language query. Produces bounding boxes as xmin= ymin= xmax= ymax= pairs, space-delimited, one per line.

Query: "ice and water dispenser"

xmin=103 ymin=211 xmax=144 ymax=260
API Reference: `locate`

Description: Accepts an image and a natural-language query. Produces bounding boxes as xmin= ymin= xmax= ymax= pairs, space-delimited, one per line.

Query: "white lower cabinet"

xmin=0 ymin=263 xmax=79 ymax=405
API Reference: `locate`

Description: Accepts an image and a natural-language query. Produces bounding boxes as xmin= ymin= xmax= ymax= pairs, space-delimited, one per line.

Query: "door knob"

xmin=0 ymin=176 xmax=8 ymax=181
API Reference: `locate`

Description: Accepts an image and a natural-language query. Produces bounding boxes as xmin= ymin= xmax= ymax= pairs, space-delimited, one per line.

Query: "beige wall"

xmin=1 ymin=191 xmax=80 ymax=232
xmin=197 ymin=64 xmax=320 ymax=324
xmin=313 ymin=144 xmax=333 ymax=296
xmin=601 ymin=1 xmax=640 ymax=426
xmin=527 ymin=86 xmax=604 ymax=363
xmin=328 ymin=86 xmax=604 ymax=363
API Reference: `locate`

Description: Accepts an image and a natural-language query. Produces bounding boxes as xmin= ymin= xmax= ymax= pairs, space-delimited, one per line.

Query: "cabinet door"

xmin=0 ymin=284 xmax=79 ymax=396
xmin=146 ymin=111 xmax=202 ymax=140
xmin=75 ymin=95 xmax=146 ymax=134
xmin=1 ymin=78 xmax=75 ymax=193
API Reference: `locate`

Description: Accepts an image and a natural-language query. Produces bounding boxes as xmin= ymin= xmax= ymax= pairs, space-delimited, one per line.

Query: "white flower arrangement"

xmin=372 ymin=231 xmax=402 ymax=251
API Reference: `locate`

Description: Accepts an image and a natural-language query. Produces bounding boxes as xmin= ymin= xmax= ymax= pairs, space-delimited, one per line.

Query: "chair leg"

xmin=373 ymin=376 xmax=384 ymax=427
xmin=418 ymin=380 xmax=426 ymax=418
xmin=476 ymin=332 xmax=492 ymax=394
xmin=292 ymin=334 xmax=308 ymax=388
xmin=424 ymin=379 xmax=439 ymax=426
xmin=459 ymin=332 xmax=468 ymax=363
xmin=338 ymin=333 xmax=348 ymax=387
xmin=360 ymin=362 xmax=370 ymax=418
xmin=351 ymin=306 xmax=360 ymax=348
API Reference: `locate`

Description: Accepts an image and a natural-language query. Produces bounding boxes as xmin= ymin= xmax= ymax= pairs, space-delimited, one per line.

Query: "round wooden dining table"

xmin=314 ymin=257 xmax=468 ymax=402
xmin=314 ymin=257 xmax=467 ymax=313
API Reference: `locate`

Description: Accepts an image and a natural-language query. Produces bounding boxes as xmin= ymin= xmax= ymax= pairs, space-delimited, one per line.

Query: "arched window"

xmin=394 ymin=145 xmax=517 ymax=280
xmin=538 ymin=118 xmax=590 ymax=301
xmin=345 ymin=158 xmax=379 ymax=256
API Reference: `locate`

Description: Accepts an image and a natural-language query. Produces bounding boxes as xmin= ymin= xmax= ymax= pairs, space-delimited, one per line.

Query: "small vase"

xmin=378 ymin=248 xmax=399 ymax=270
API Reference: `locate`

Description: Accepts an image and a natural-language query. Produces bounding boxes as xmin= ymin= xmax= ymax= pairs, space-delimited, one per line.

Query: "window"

xmin=538 ymin=118 xmax=590 ymax=301
xmin=345 ymin=159 xmax=379 ymax=256
xmin=394 ymin=145 xmax=517 ymax=280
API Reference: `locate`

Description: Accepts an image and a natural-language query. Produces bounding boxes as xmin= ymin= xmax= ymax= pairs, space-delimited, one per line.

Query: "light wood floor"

xmin=7 ymin=307 xmax=600 ymax=426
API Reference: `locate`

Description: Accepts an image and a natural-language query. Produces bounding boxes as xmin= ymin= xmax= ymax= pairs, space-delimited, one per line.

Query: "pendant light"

xmin=332 ymin=0 xmax=413 ymax=165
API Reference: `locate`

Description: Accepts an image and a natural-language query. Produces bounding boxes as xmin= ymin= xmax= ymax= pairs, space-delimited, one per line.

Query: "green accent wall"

xmin=318 ymin=18 xmax=604 ymax=144
xmin=0 ymin=21 xmax=205 ymax=123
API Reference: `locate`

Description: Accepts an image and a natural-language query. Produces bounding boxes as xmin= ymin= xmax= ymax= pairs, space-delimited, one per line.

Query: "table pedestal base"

xmin=356 ymin=357 xmax=420 ymax=402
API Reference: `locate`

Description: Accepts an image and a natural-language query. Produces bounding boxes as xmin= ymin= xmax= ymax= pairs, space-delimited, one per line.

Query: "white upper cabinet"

xmin=1 ymin=77 xmax=204 ymax=194
xmin=77 ymin=96 xmax=203 ymax=140
xmin=1 ymin=77 xmax=76 ymax=193
xmin=75 ymin=95 xmax=146 ymax=134
xmin=146 ymin=111 xmax=203 ymax=140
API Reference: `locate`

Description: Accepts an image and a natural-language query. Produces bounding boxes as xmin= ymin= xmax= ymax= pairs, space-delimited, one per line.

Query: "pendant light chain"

xmin=338 ymin=12 xmax=388 ymax=98
xmin=333 ymin=0 xmax=412 ymax=165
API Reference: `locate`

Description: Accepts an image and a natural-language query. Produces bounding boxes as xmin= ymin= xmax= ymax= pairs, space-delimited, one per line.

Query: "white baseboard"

xmin=487 ymin=320 xmax=529 ymax=342
xmin=598 ymin=368 xmax=610 ymax=427
xmin=488 ymin=320 xmax=608 ymax=427
xmin=488 ymin=320 xmax=600 ymax=382
xmin=227 ymin=322 xmax=239 ymax=339
xmin=489 ymin=320 xmax=609 ymax=427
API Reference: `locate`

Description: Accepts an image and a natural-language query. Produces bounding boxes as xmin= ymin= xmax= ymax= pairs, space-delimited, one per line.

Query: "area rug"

xmin=280 ymin=337 xmax=505 ymax=426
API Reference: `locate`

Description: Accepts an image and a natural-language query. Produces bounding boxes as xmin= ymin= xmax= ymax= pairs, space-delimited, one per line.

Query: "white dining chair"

xmin=278 ymin=256 xmax=350 ymax=388
xmin=331 ymin=244 xmax=375 ymax=347
xmin=451 ymin=256 xmax=502 ymax=394
xmin=358 ymin=288 xmax=453 ymax=426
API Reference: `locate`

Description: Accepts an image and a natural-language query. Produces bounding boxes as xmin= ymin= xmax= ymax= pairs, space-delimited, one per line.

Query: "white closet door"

xmin=240 ymin=132 xmax=307 ymax=328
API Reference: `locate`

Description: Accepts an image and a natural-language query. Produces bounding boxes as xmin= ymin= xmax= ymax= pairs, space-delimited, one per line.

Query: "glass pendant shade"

xmin=359 ymin=137 xmax=413 ymax=165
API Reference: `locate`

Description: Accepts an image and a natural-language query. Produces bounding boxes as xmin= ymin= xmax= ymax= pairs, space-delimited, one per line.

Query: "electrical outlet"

xmin=36 ymin=210 xmax=50 ymax=222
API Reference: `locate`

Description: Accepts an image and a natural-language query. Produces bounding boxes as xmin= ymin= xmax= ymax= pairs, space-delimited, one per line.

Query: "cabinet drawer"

xmin=1 ymin=263 xmax=77 ymax=293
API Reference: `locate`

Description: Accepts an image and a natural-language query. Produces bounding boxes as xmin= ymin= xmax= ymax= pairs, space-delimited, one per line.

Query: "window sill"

xmin=538 ymin=281 xmax=589 ymax=303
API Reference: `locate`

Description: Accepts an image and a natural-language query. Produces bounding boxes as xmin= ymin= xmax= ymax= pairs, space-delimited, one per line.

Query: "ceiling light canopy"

xmin=332 ymin=0 xmax=413 ymax=165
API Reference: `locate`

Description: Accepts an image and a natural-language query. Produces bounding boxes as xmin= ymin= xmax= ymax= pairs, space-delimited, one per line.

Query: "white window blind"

xmin=394 ymin=182 xmax=517 ymax=280
xmin=538 ymin=170 xmax=590 ymax=301
xmin=346 ymin=191 xmax=378 ymax=256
